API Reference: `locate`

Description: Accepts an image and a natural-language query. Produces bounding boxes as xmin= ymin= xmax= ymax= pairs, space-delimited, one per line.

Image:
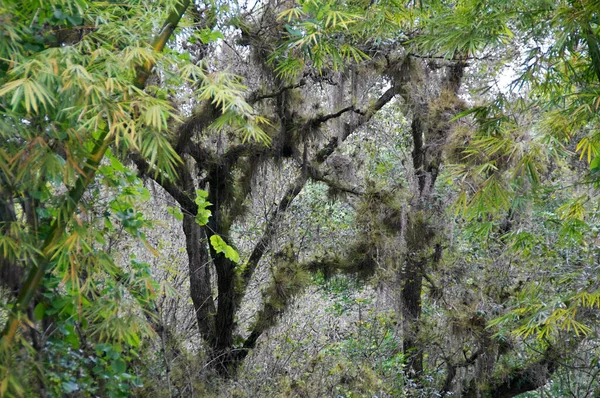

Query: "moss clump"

xmin=445 ymin=123 xmax=474 ymax=163
xmin=405 ymin=211 xmax=435 ymax=250
xmin=252 ymin=245 xmax=311 ymax=333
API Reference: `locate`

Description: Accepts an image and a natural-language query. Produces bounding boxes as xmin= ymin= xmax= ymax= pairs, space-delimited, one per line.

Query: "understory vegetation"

xmin=1 ymin=0 xmax=600 ymax=396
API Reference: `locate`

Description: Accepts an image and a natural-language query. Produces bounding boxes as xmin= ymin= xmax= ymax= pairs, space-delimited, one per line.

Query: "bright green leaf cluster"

xmin=194 ymin=189 xmax=212 ymax=226
xmin=210 ymin=235 xmax=240 ymax=263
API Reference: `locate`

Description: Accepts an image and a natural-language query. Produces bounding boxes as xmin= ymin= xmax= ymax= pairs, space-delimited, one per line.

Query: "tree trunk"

xmin=180 ymin=162 xmax=217 ymax=342
xmin=401 ymin=255 xmax=424 ymax=377
xmin=183 ymin=214 xmax=216 ymax=342
xmin=212 ymin=254 xmax=237 ymax=373
xmin=401 ymin=108 xmax=430 ymax=378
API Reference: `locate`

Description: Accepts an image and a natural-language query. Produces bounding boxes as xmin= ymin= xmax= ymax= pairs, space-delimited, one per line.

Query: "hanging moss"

xmin=251 ymin=245 xmax=311 ymax=333
xmin=250 ymin=238 xmax=382 ymax=337
xmin=405 ymin=211 xmax=435 ymax=250
xmin=304 ymin=255 xmax=348 ymax=279
xmin=343 ymin=241 xmax=379 ymax=278
xmin=445 ymin=124 xmax=474 ymax=163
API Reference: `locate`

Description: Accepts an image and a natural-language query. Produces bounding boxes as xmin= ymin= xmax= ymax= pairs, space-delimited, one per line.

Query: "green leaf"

xmin=111 ymin=359 xmax=126 ymax=374
xmin=33 ymin=303 xmax=45 ymax=321
xmin=590 ymin=156 xmax=600 ymax=173
xmin=167 ymin=206 xmax=184 ymax=221
xmin=210 ymin=235 xmax=240 ymax=263
xmin=62 ymin=381 xmax=79 ymax=393
xmin=198 ymin=28 xmax=224 ymax=44
xmin=53 ymin=9 xmax=66 ymax=20
xmin=284 ymin=24 xmax=303 ymax=37
xmin=66 ymin=15 xmax=83 ymax=25
xmin=108 ymin=153 xmax=126 ymax=173
xmin=195 ymin=189 xmax=212 ymax=226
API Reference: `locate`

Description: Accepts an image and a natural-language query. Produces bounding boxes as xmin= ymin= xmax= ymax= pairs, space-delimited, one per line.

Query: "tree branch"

xmin=175 ymin=101 xmax=220 ymax=154
xmin=238 ymin=174 xmax=307 ymax=298
xmin=248 ymin=79 xmax=307 ymax=104
xmin=182 ymin=141 xmax=216 ymax=167
xmin=306 ymin=164 xmax=364 ymax=196
xmin=131 ymin=154 xmax=198 ymax=216
xmin=486 ymin=353 xmax=557 ymax=398
xmin=461 ymin=346 xmax=559 ymax=398
xmin=307 ymin=105 xmax=356 ymax=127
xmin=135 ymin=0 xmax=191 ymax=88
xmin=316 ymin=83 xmax=403 ymax=162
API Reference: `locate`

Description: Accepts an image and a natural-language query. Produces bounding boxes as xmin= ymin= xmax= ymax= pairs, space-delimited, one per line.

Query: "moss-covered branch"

xmin=464 ymin=347 xmax=558 ymax=398
xmin=248 ymin=80 xmax=307 ymax=104
xmin=237 ymin=242 xmax=379 ymax=360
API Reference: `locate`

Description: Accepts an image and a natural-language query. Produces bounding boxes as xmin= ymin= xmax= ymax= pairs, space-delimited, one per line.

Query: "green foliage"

xmin=194 ymin=189 xmax=213 ymax=226
xmin=411 ymin=0 xmax=516 ymax=57
xmin=0 ymin=0 xmax=199 ymax=394
xmin=269 ymin=0 xmax=412 ymax=80
xmin=210 ymin=235 xmax=240 ymax=263
xmin=44 ymin=340 xmax=143 ymax=397
xmin=198 ymin=28 xmax=225 ymax=44
xmin=167 ymin=206 xmax=184 ymax=221
xmin=434 ymin=0 xmax=600 ymax=346
xmin=185 ymin=67 xmax=272 ymax=144
xmin=2 ymin=0 xmax=600 ymax=395
xmin=489 ymin=286 xmax=594 ymax=342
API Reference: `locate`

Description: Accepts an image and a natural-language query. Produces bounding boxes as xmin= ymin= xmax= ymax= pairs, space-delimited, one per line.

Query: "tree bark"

xmin=401 ymin=255 xmax=424 ymax=377
xmin=399 ymin=58 xmax=466 ymax=380
xmin=213 ymin=255 xmax=237 ymax=352
xmin=180 ymin=162 xmax=217 ymax=343
xmin=463 ymin=350 xmax=558 ymax=398
xmin=401 ymin=107 xmax=430 ymax=378
xmin=183 ymin=215 xmax=216 ymax=342
xmin=0 ymin=187 xmax=20 ymax=295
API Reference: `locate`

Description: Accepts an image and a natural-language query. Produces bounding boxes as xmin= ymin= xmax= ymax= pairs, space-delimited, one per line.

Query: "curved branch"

xmin=238 ymin=174 xmax=307 ymax=297
xmin=131 ymin=154 xmax=198 ymax=216
xmin=478 ymin=349 xmax=558 ymax=398
xmin=306 ymin=164 xmax=364 ymax=196
xmin=248 ymin=80 xmax=307 ymax=104
xmin=175 ymin=101 xmax=220 ymax=154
